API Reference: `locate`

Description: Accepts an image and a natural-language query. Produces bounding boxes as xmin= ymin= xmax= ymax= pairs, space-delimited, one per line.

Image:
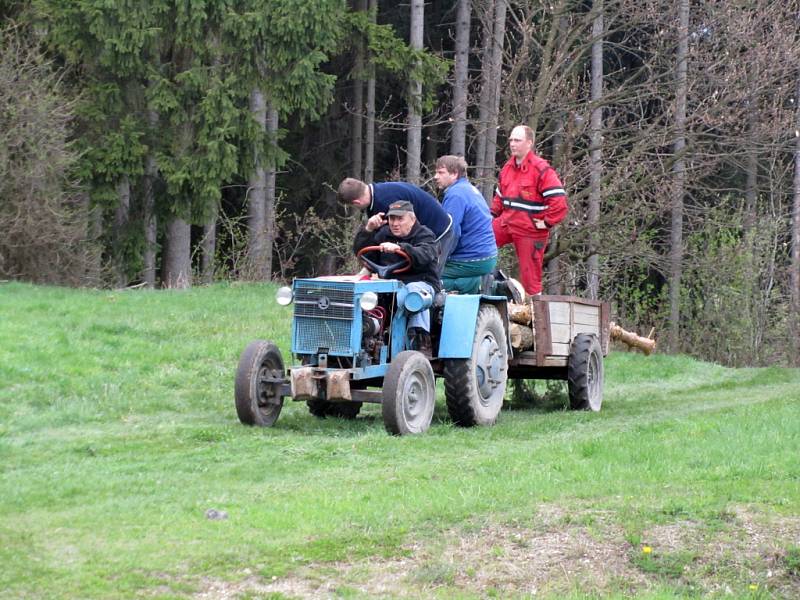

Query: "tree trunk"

xmin=364 ymin=0 xmax=377 ymax=184
xmin=527 ymin=0 xmax=567 ymax=135
xmin=143 ymin=153 xmax=158 ymax=288
xmin=351 ymin=0 xmax=367 ymax=178
xmin=450 ymin=0 xmax=471 ymax=156
xmin=162 ymin=216 xmax=191 ymax=289
xmin=743 ymin=116 xmax=758 ymax=235
xmin=425 ymin=124 xmax=438 ymax=174
xmin=264 ymin=106 xmax=278 ymax=282
xmin=201 ymin=213 xmax=216 ymax=284
xmin=587 ymin=0 xmax=604 ymax=300
xmin=791 ymin=73 xmax=800 ymax=366
xmin=81 ymin=194 xmax=103 ymax=287
xmin=113 ymin=176 xmax=130 ymax=288
xmin=365 ymin=77 xmax=376 ymax=183
xmin=480 ymin=0 xmax=507 ymax=201
xmin=475 ymin=0 xmax=494 ymax=185
xmin=406 ymin=0 xmax=424 ymax=184
xmin=548 ymin=74 xmax=568 ymax=296
xmin=743 ymin=60 xmax=759 ymax=236
xmin=143 ymin=100 xmax=159 ymax=288
xmin=247 ymin=88 xmax=268 ymax=281
xmin=668 ymin=0 xmax=689 ymax=352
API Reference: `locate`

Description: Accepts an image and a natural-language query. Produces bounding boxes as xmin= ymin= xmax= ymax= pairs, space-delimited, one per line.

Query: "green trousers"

xmin=442 ymin=256 xmax=498 ymax=294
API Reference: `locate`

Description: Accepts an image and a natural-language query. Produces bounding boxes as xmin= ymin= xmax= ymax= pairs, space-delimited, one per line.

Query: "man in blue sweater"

xmin=433 ymin=155 xmax=498 ymax=294
xmin=337 ymin=178 xmax=454 ymax=276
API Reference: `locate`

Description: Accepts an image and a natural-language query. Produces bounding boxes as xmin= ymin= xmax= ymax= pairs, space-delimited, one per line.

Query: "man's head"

xmin=434 ymin=155 xmax=468 ymax=190
xmin=509 ymin=125 xmax=534 ymax=161
xmin=337 ymin=177 xmax=370 ymax=209
xmin=386 ymin=200 xmax=417 ymax=237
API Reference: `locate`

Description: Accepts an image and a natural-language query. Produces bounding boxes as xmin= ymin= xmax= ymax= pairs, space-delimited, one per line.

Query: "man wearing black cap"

xmin=353 ymin=200 xmax=439 ymax=357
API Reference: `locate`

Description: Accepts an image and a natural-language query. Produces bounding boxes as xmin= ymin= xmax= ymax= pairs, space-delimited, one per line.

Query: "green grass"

xmin=1 ymin=281 xmax=799 ymax=599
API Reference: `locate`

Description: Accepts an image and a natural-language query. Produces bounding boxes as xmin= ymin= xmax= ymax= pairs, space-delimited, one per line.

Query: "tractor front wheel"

xmin=234 ymin=340 xmax=285 ymax=426
xmin=382 ymin=351 xmax=435 ymax=435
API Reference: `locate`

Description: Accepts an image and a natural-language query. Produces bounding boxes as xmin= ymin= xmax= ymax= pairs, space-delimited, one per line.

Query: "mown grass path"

xmin=1 ymin=282 xmax=799 ymax=599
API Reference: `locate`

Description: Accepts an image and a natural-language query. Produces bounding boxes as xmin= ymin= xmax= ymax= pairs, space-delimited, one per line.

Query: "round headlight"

xmin=403 ymin=289 xmax=432 ymax=313
xmin=359 ymin=291 xmax=378 ymax=311
xmin=276 ymin=286 xmax=293 ymax=306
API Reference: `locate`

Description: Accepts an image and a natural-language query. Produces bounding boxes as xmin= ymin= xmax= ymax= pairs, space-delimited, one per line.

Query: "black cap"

xmin=386 ymin=200 xmax=415 ymax=216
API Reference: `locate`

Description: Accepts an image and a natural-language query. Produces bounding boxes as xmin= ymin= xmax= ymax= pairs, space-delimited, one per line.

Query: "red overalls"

xmin=491 ymin=151 xmax=568 ymax=295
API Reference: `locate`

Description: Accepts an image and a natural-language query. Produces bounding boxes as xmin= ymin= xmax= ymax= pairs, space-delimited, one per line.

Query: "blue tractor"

xmin=235 ymin=249 xmax=609 ymax=435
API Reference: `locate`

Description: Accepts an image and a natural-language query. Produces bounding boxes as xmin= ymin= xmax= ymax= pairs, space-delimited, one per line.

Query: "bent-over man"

xmin=338 ymin=178 xmax=454 ymax=276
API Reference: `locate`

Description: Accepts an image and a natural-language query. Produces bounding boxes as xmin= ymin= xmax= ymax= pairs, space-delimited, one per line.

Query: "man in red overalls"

xmin=491 ymin=125 xmax=568 ymax=296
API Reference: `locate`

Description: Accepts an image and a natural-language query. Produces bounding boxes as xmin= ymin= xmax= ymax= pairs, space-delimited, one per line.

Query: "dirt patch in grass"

xmin=638 ymin=506 xmax=800 ymax=598
xmin=193 ymin=505 xmax=800 ymax=599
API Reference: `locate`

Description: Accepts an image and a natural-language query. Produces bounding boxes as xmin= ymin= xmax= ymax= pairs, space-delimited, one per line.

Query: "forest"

xmin=1 ymin=0 xmax=799 ymax=367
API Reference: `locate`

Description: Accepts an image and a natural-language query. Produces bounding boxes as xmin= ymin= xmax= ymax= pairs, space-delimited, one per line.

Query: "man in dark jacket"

xmin=353 ymin=200 xmax=439 ymax=356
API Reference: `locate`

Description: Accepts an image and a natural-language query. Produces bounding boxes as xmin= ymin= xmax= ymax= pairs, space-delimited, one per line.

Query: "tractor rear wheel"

xmin=235 ymin=340 xmax=285 ymax=426
xmin=444 ymin=304 xmax=508 ymax=426
xmin=382 ymin=351 xmax=435 ymax=435
xmin=567 ymin=334 xmax=603 ymax=411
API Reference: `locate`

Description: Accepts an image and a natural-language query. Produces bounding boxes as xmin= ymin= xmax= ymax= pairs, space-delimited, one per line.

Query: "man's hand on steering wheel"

xmin=356 ymin=245 xmax=412 ymax=278
xmin=379 ymin=242 xmax=402 ymax=254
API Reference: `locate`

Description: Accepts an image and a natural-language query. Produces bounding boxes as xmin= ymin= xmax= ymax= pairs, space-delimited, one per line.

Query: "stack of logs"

xmin=507 ymin=301 xmax=657 ymax=355
xmin=508 ymin=301 xmax=536 ymax=350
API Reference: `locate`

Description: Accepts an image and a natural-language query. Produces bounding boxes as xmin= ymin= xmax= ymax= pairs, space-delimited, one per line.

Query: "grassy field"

xmin=1 ymin=281 xmax=799 ymax=599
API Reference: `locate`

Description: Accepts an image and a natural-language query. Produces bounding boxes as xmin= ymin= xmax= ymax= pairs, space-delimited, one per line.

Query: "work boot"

xmin=496 ymin=277 xmax=525 ymax=304
xmin=417 ymin=331 xmax=433 ymax=359
xmin=410 ymin=327 xmax=433 ymax=359
xmin=507 ymin=277 xmax=525 ymax=304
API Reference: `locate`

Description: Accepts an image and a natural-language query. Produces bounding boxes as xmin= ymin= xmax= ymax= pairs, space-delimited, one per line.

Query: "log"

xmin=508 ymin=302 xmax=532 ymax=325
xmin=610 ymin=321 xmax=656 ymax=355
xmin=509 ymin=322 xmax=534 ymax=350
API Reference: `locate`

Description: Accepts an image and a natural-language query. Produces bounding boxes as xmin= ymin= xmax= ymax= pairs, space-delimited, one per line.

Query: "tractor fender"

xmin=438 ymin=295 xmax=511 ymax=358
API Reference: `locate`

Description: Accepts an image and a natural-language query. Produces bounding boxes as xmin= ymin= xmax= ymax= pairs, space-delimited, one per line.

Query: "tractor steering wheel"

xmin=356 ymin=245 xmax=412 ymax=279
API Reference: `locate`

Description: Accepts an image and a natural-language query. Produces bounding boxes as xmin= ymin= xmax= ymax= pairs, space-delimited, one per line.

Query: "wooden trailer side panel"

xmin=535 ymin=296 xmax=611 ymax=360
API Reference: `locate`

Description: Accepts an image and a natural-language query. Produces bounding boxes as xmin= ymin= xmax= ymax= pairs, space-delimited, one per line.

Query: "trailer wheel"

xmin=444 ymin=304 xmax=508 ymax=426
xmin=235 ymin=340 xmax=285 ymax=426
xmin=382 ymin=351 xmax=435 ymax=435
xmin=567 ymin=334 xmax=603 ymax=411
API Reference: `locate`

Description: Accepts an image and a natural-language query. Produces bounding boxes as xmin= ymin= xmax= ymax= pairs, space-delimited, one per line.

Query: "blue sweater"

xmin=369 ymin=182 xmax=452 ymax=240
xmin=442 ymin=177 xmax=497 ymax=261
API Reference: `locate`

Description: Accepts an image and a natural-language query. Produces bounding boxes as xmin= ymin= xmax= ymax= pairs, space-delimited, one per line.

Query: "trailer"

xmin=507 ymin=295 xmax=609 ymax=411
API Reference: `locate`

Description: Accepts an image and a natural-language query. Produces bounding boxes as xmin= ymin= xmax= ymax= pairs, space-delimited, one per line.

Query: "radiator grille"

xmin=293 ymin=281 xmax=356 ymax=355
xmin=294 ymin=317 xmax=353 ymax=355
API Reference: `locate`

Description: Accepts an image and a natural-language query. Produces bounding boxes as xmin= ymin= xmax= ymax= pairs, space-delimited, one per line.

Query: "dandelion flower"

xmin=642 ymin=546 xmax=652 ymax=554
xmin=749 ymin=584 xmax=758 ymax=591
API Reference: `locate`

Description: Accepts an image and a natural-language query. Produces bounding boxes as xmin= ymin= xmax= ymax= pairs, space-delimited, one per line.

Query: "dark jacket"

xmin=354 ymin=221 xmax=441 ymax=291
xmin=368 ymin=182 xmax=452 ymax=240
